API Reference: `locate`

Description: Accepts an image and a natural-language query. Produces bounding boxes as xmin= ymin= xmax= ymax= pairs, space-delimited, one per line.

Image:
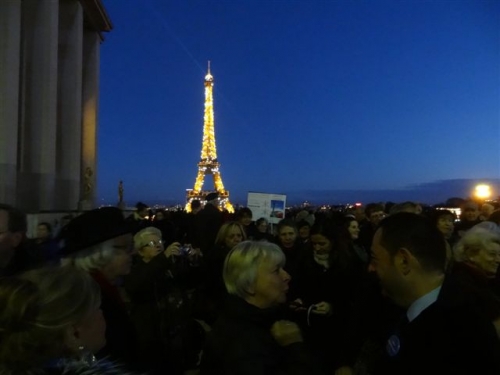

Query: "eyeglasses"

xmin=144 ymin=239 xmax=163 ymax=248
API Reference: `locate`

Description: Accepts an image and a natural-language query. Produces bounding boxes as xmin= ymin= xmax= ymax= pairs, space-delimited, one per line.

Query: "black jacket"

xmin=200 ymin=296 xmax=322 ymax=375
xmin=373 ymin=277 xmax=500 ymax=375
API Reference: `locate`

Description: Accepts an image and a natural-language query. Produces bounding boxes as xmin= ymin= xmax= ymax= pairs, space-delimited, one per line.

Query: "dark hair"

xmin=277 ymin=218 xmax=297 ymax=234
xmin=236 ymin=207 xmax=253 ymax=219
xmin=135 ymin=202 xmax=148 ymax=211
xmin=191 ymin=200 xmax=201 ymax=210
xmin=378 ymin=212 xmax=447 ymax=274
xmin=255 ymin=217 xmax=268 ymax=226
xmin=296 ymin=220 xmax=311 ymax=230
xmin=365 ymin=203 xmax=384 ymax=218
xmin=426 ymin=209 xmax=456 ymax=226
xmin=488 ymin=210 xmax=500 ymax=226
xmin=0 ymin=204 xmax=27 ymax=233
xmin=310 ymin=219 xmax=352 ymax=268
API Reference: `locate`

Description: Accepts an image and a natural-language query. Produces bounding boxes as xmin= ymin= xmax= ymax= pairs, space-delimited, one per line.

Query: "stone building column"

xmin=0 ymin=1 xmax=21 ymax=205
xmin=56 ymin=0 xmax=83 ymax=210
xmin=79 ymin=30 xmax=100 ymax=210
xmin=17 ymin=0 xmax=59 ymax=211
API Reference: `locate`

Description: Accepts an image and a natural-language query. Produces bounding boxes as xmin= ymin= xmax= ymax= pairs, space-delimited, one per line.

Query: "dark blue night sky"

xmin=98 ymin=0 xmax=499 ymax=206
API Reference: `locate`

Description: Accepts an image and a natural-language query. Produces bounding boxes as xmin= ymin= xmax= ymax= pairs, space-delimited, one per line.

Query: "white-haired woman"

xmin=200 ymin=241 xmax=321 ymax=374
xmin=450 ymin=224 xmax=500 ymax=336
xmin=0 ymin=266 xmax=115 ymax=374
xmin=59 ymin=207 xmax=142 ymax=370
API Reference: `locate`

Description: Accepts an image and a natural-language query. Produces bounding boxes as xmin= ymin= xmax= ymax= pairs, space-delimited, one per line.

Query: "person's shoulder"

xmin=42 ymin=359 xmax=136 ymax=375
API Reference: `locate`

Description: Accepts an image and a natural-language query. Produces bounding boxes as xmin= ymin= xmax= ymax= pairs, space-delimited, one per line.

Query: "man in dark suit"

xmin=368 ymin=213 xmax=500 ymax=375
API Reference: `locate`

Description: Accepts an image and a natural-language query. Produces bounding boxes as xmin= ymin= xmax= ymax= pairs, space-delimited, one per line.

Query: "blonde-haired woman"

xmin=204 ymin=221 xmax=246 ymax=322
xmin=0 ymin=266 xmax=113 ymax=374
xmin=201 ymin=241 xmax=319 ymax=374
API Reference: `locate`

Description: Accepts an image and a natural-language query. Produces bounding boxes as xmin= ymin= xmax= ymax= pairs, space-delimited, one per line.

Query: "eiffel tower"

xmin=186 ymin=62 xmax=234 ymax=213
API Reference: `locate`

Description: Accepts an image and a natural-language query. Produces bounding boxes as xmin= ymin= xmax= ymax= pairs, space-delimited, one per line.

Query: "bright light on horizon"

xmin=474 ymin=184 xmax=492 ymax=199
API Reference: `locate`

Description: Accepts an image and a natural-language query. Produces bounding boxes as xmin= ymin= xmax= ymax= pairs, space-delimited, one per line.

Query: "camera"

xmin=179 ymin=245 xmax=191 ymax=256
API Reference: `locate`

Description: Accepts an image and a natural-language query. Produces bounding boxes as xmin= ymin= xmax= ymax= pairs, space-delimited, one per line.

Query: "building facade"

xmin=0 ymin=0 xmax=112 ymax=212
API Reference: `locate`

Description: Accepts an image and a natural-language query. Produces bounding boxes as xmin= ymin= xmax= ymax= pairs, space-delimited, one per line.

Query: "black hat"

xmin=205 ymin=192 xmax=219 ymax=201
xmin=58 ymin=207 xmax=131 ymax=256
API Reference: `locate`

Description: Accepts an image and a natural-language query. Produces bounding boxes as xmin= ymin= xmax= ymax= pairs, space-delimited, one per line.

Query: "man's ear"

xmin=395 ymin=248 xmax=413 ymax=276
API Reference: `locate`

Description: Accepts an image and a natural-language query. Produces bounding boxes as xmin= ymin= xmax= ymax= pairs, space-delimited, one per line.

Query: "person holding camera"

xmin=124 ymin=227 xmax=204 ymax=375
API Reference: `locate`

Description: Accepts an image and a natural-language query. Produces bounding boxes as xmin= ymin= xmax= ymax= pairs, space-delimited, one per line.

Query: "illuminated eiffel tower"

xmin=186 ymin=62 xmax=234 ymax=213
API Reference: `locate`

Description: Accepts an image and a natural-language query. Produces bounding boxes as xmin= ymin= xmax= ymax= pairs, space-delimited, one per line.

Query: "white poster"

xmin=247 ymin=191 xmax=287 ymax=224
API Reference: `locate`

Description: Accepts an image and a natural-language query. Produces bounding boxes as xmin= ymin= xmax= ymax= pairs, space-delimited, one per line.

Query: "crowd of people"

xmin=0 ymin=197 xmax=499 ymax=374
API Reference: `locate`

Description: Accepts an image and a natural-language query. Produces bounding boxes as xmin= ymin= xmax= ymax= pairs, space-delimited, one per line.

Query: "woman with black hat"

xmin=59 ymin=207 xmax=143 ymax=371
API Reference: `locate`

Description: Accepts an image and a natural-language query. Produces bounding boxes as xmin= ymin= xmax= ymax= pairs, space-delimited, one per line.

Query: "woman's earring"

xmin=78 ymin=345 xmax=97 ymax=366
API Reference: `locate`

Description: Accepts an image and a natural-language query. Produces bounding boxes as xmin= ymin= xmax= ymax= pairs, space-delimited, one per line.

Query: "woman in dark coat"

xmin=289 ymin=219 xmax=368 ymax=373
xmin=124 ymin=226 xmax=204 ymax=375
xmin=200 ymin=241 xmax=322 ymax=375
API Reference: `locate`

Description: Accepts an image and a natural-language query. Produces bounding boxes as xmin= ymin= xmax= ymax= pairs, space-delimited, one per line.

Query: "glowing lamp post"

xmin=474 ymin=184 xmax=492 ymax=200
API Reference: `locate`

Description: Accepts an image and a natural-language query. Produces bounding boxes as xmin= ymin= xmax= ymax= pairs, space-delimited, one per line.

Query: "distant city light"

xmin=474 ymin=184 xmax=492 ymax=199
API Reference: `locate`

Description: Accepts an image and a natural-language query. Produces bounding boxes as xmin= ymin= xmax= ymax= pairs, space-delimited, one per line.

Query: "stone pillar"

xmin=79 ymin=30 xmax=100 ymax=210
xmin=0 ymin=1 xmax=21 ymax=205
xmin=17 ymin=0 xmax=59 ymax=211
xmin=56 ymin=0 xmax=83 ymax=210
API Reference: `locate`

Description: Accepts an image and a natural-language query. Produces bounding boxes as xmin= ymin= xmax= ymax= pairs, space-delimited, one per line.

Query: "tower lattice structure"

xmin=186 ymin=63 xmax=234 ymax=213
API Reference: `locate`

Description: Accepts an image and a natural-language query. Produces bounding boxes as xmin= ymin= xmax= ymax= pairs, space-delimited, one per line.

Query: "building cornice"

xmin=79 ymin=0 xmax=113 ymax=40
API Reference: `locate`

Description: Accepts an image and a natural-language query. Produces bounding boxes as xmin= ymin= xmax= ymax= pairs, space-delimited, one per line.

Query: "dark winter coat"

xmin=200 ymin=295 xmax=322 ymax=375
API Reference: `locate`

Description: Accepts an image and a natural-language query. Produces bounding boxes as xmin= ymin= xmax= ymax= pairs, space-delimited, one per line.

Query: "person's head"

xmin=309 ymin=220 xmax=337 ymax=260
xmin=365 ymin=203 xmax=385 ymax=227
xmin=59 ymin=207 xmax=134 ymax=282
xmin=0 ymin=204 xmax=26 ymax=269
xmin=135 ymin=202 xmax=149 ymax=219
xmin=461 ymin=201 xmax=479 ymax=222
xmin=134 ymin=227 xmax=164 ymax=262
xmin=255 ymin=218 xmax=269 ymax=234
xmin=296 ymin=220 xmax=311 ymax=240
xmin=481 ymin=203 xmax=495 ymax=219
xmin=429 ymin=209 xmax=456 ymax=240
xmin=224 ymin=241 xmax=290 ymax=309
xmin=352 ymin=205 xmax=366 ymax=223
xmin=36 ymin=222 xmax=52 ymax=241
xmin=190 ymin=199 xmax=202 ymax=213
xmin=343 ymin=216 xmax=360 ymax=240
xmin=389 ymin=201 xmax=420 ymax=215
xmin=215 ymin=221 xmax=246 ymax=249
xmin=236 ymin=207 xmax=253 ymax=227
xmin=205 ymin=192 xmax=219 ymax=207
xmin=276 ymin=219 xmax=298 ymax=249
xmin=0 ymin=266 xmax=105 ymax=371
xmin=368 ymin=213 xmax=447 ymax=308
xmin=453 ymin=225 xmax=500 ymax=278
xmin=154 ymin=210 xmax=165 ymax=221
xmin=489 ymin=210 xmax=500 ymax=226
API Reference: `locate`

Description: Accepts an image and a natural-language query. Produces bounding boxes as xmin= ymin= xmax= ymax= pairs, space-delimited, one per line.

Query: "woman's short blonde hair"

xmin=133 ymin=226 xmax=162 ymax=250
xmin=215 ymin=221 xmax=247 ymax=247
xmin=0 ymin=266 xmax=101 ymax=371
xmin=453 ymin=226 xmax=500 ymax=262
xmin=223 ymin=241 xmax=285 ymax=299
